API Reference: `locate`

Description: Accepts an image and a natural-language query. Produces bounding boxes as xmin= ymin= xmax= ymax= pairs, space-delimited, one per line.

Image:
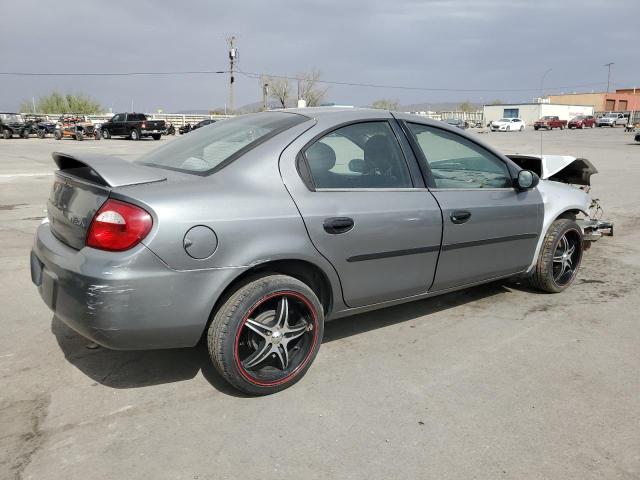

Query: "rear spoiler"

xmin=53 ymin=152 xmax=166 ymax=188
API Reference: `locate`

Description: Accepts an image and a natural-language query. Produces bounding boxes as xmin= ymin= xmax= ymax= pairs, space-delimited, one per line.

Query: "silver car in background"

xmin=31 ymin=109 xmax=611 ymax=394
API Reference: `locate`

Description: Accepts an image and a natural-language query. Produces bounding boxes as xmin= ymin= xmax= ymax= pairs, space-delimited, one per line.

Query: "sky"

xmin=1 ymin=0 xmax=639 ymax=113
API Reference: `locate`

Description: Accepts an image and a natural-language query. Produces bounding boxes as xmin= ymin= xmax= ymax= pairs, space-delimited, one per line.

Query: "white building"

xmin=483 ymin=103 xmax=594 ymax=126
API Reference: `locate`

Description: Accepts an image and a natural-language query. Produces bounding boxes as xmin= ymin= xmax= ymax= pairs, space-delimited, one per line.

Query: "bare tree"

xmin=458 ymin=100 xmax=475 ymax=113
xmin=371 ymin=99 xmax=400 ymax=110
xmin=268 ymin=77 xmax=292 ymax=108
xmin=297 ymin=69 xmax=328 ymax=107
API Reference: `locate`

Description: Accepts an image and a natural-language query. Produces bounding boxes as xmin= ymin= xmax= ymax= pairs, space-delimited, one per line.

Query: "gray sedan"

xmin=31 ymin=108 xmax=610 ymax=394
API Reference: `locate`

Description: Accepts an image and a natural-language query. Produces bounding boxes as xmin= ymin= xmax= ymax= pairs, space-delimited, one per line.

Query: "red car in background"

xmin=568 ymin=115 xmax=595 ymax=129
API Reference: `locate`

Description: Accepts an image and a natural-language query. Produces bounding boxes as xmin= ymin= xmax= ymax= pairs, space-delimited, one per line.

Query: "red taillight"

xmin=86 ymin=199 xmax=152 ymax=251
xmin=141 ymin=122 xmax=146 ymax=128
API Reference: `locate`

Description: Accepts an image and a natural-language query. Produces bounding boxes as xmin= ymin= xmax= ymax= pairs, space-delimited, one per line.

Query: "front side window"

xmin=137 ymin=112 xmax=306 ymax=175
xmin=407 ymin=123 xmax=512 ymax=189
xmin=303 ymin=121 xmax=412 ymax=189
xmin=112 ymin=114 xmax=124 ymax=122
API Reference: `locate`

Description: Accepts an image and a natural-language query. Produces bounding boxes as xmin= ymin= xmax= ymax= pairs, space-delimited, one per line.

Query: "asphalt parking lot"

xmin=1 ymin=127 xmax=639 ymax=479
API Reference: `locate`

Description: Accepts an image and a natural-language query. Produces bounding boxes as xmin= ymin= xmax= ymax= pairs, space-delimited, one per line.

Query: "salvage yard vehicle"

xmin=30 ymin=109 xmax=613 ymax=395
xmin=596 ymin=112 xmax=627 ymax=127
xmin=568 ymin=115 xmax=595 ymax=129
xmin=179 ymin=118 xmax=216 ymax=134
xmin=490 ymin=117 xmax=525 ymax=131
xmin=54 ymin=115 xmax=101 ymax=141
xmin=0 ymin=113 xmax=31 ymax=139
xmin=534 ymin=116 xmax=567 ymax=131
xmin=24 ymin=114 xmax=57 ymax=138
xmin=101 ymin=113 xmax=166 ymax=140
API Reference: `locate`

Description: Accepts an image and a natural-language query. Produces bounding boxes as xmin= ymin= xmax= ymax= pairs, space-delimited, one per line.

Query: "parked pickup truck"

xmin=101 ymin=113 xmax=165 ymax=140
xmin=533 ymin=116 xmax=567 ymax=130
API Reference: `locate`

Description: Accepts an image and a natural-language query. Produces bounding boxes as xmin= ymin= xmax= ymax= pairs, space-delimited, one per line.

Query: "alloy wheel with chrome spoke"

xmin=208 ymin=274 xmax=324 ymax=395
xmin=236 ymin=293 xmax=316 ymax=385
xmin=552 ymin=231 xmax=580 ymax=286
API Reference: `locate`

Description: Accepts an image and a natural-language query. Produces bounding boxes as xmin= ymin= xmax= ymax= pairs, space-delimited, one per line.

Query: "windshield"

xmin=136 ymin=112 xmax=308 ymax=175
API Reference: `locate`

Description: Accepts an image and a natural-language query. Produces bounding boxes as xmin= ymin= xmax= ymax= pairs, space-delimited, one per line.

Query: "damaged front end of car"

xmin=507 ymin=154 xmax=614 ymax=245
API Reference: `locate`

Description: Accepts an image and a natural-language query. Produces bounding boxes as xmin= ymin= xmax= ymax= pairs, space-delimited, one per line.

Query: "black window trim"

xmin=296 ymin=119 xmax=422 ymax=192
xmin=398 ymin=120 xmax=519 ymax=191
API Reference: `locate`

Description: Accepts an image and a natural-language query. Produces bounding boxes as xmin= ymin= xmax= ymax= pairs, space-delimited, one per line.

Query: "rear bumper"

xmin=141 ymin=130 xmax=163 ymax=136
xmin=31 ymin=222 xmax=241 ymax=350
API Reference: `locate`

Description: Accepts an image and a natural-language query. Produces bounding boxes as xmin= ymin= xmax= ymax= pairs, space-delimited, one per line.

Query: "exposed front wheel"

xmin=529 ymin=218 xmax=583 ymax=293
xmin=208 ymin=275 xmax=324 ymax=395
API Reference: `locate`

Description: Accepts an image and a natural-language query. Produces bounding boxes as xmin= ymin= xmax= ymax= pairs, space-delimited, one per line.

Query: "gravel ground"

xmin=1 ymin=126 xmax=639 ymax=480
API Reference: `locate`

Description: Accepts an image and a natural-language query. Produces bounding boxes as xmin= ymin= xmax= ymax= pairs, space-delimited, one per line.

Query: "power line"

xmin=0 ymin=68 xmax=615 ymax=93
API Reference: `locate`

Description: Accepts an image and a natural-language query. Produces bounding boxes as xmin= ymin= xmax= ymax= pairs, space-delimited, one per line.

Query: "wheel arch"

xmin=208 ymin=258 xmax=334 ymax=326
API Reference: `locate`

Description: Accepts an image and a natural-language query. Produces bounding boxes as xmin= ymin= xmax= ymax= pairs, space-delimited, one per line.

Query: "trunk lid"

xmin=46 ymin=152 xmax=167 ymax=249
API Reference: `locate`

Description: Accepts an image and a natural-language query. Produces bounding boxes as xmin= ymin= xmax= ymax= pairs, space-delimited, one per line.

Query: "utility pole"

xmin=261 ymin=75 xmax=269 ymax=111
xmin=227 ymin=36 xmax=238 ymax=113
xmin=604 ymin=62 xmax=614 ymax=93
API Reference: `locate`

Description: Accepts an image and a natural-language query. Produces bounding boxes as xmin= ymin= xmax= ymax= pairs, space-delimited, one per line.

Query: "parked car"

xmin=533 ymin=116 xmax=567 ymax=131
xmin=596 ymin=112 xmax=627 ymax=127
xmin=101 ymin=113 xmax=165 ymax=140
xmin=179 ymin=118 xmax=217 ymax=134
xmin=568 ymin=115 xmax=595 ymax=129
xmin=0 ymin=113 xmax=31 ymax=139
xmin=443 ymin=118 xmax=467 ymax=130
xmin=54 ymin=115 xmax=101 ymax=141
xmin=490 ymin=118 xmax=525 ymax=131
xmin=31 ymin=109 xmax=613 ymax=395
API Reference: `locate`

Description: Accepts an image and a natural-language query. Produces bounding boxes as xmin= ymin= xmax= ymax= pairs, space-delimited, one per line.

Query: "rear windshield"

xmin=136 ymin=112 xmax=308 ymax=175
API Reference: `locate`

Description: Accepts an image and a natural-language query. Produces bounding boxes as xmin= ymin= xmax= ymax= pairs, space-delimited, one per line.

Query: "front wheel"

xmin=54 ymin=130 xmax=62 ymax=140
xmin=101 ymin=128 xmax=110 ymax=139
xmin=37 ymin=129 xmax=46 ymax=139
xmin=529 ymin=218 xmax=583 ymax=293
xmin=208 ymin=274 xmax=324 ymax=395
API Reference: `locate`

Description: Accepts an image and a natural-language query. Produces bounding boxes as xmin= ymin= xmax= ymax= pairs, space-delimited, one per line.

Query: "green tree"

xmin=371 ymin=99 xmax=400 ymax=110
xmin=20 ymin=91 xmax=103 ymax=114
xmin=458 ymin=100 xmax=475 ymax=113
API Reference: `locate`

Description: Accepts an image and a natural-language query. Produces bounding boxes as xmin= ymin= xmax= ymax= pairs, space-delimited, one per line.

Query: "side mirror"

xmin=516 ymin=169 xmax=539 ymax=190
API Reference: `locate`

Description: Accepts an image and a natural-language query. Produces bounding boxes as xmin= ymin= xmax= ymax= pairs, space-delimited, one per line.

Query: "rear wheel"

xmin=54 ymin=130 xmax=62 ymax=140
xmin=208 ymin=274 xmax=324 ymax=395
xmin=130 ymin=129 xmax=140 ymax=140
xmin=75 ymin=131 xmax=84 ymax=141
xmin=94 ymin=129 xmax=101 ymax=140
xmin=529 ymin=218 xmax=583 ymax=293
xmin=2 ymin=129 xmax=10 ymax=139
xmin=22 ymin=129 xmax=30 ymax=139
xmin=519 ymin=125 xmax=524 ymax=131
xmin=37 ymin=129 xmax=46 ymax=139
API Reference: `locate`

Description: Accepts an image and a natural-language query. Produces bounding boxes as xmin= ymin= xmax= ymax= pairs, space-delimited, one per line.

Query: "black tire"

xmin=22 ymin=129 xmax=30 ymax=139
xmin=519 ymin=125 xmax=524 ymax=131
xmin=75 ymin=131 xmax=84 ymax=141
xmin=2 ymin=129 xmax=9 ymax=139
xmin=152 ymin=134 xmax=161 ymax=140
xmin=130 ymin=129 xmax=140 ymax=140
xmin=559 ymin=124 xmax=564 ymax=130
xmin=208 ymin=274 xmax=324 ymax=395
xmin=94 ymin=129 xmax=101 ymax=140
xmin=534 ymin=126 xmax=539 ymax=131
xmin=101 ymin=128 xmax=110 ymax=139
xmin=529 ymin=218 xmax=583 ymax=293
xmin=54 ymin=130 xmax=62 ymax=140
xmin=37 ymin=129 xmax=46 ymax=139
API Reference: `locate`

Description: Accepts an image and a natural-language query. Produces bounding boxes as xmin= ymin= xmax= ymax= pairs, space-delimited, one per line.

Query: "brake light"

xmin=86 ymin=199 xmax=152 ymax=251
xmin=141 ymin=122 xmax=146 ymax=128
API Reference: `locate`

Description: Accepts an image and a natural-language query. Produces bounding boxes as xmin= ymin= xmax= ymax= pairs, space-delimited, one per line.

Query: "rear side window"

xmin=303 ymin=121 xmax=412 ymax=189
xmin=128 ymin=114 xmax=146 ymax=121
xmin=407 ymin=123 xmax=512 ymax=189
xmin=137 ymin=112 xmax=307 ymax=175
